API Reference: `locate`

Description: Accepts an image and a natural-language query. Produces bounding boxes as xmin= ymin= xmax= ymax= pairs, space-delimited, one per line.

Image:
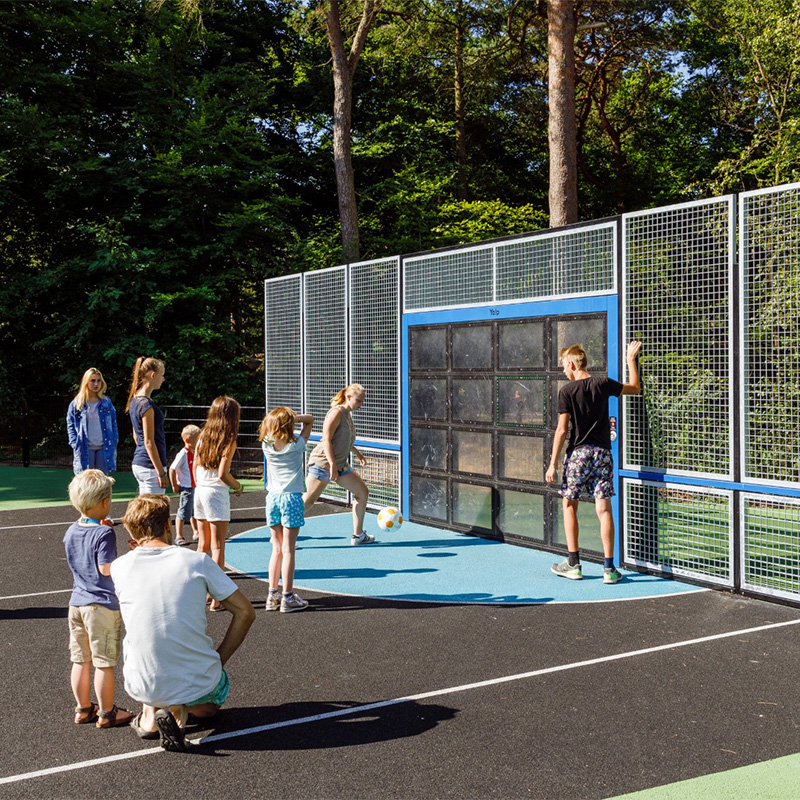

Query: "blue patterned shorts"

xmin=266 ymin=492 xmax=305 ymax=528
xmin=560 ymin=445 xmax=615 ymax=501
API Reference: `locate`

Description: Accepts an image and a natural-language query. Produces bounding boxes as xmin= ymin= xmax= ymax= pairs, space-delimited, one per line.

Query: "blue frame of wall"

xmin=402 ymin=293 xmax=621 ymax=564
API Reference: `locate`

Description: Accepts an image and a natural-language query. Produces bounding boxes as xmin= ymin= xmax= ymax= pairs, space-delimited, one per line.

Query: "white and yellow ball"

xmin=376 ymin=506 xmax=403 ymax=531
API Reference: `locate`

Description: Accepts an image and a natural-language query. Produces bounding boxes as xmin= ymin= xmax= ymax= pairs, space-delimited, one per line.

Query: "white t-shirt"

xmin=170 ymin=447 xmax=192 ymax=488
xmin=262 ymin=435 xmax=307 ymax=494
xmin=110 ymin=546 xmax=237 ymax=707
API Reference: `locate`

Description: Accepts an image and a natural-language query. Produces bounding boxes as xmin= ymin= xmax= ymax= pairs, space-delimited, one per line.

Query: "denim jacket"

xmin=66 ymin=396 xmax=118 ymax=474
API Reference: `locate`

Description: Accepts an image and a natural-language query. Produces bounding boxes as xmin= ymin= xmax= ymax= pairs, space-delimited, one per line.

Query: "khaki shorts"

xmin=68 ymin=605 xmax=122 ymax=668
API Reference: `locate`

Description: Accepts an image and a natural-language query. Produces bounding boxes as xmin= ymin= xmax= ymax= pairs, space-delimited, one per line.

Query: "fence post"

xmin=22 ymin=400 xmax=30 ymax=467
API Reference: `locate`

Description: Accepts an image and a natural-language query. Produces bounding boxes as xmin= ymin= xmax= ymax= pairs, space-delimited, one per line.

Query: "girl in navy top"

xmin=126 ymin=357 xmax=168 ymax=495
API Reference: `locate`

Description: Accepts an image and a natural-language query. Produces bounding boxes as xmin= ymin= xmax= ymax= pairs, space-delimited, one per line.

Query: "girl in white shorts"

xmin=193 ymin=396 xmax=243 ymax=610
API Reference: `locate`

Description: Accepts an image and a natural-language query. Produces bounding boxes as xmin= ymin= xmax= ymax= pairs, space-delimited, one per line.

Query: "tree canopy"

xmin=1 ymin=0 xmax=798 ymax=423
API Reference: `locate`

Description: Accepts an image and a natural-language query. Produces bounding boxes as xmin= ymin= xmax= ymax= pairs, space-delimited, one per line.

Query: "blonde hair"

xmin=68 ymin=469 xmax=115 ymax=515
xmin=74 ymin=368 xmax=107 ymax=411
xmin=330 ymin=383 xmax=365 ymax=408
xmin=195 ymin=396 xmax=241 ymax=470
xmin=125 ymin=357 xmax=165 ymax=412
xmin=181 ymin=424 xmax=201 ymax=441
xmin=258 ymin=407 xmax=297 ymax=444
xmin=559 ymin=345 xmax=587 ymax=371
xmin=122 ymin=494 xmax=171 ymax=543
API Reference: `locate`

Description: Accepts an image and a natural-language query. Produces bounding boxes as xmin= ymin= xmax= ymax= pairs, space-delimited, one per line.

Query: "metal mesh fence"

xmin=623 ymin=198 xmax=734 ymax=477
xmin=358 ymin=447 xmax=401 ymax=509
xmin=349 ymin=258 xmax=400 ymax=444
xmin=304 ymin=441 xmax=400 ymax=511
xmin=403 ymin=224 xmax=616 ymax=312
xmin=496 ymin=223 xmax=616 ymax=301
xmin=740 ymin=185 xmax=800 ymax=486
xmin=162 ymin=405 xmax=265 ymax=478
xmin=624 ymin=479 xmax=733 ymax=586
xmin=404 ymin=246 xmax=494 ymax=311
xmin=741 ymin=493 xmax=800 ymax=600
xmin=264 ymin=275 xmax=302 ymax=412
xmin=304 ymin=267 xmax=347 ymax=435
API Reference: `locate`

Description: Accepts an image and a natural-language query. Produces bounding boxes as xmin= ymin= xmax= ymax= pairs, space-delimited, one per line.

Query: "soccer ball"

xmin=376 ymin=506 xmax=403 ymax=531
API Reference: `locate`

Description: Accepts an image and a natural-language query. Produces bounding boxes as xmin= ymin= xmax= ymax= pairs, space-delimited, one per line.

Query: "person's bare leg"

xmin=71 ymin=661 xmax=91 ymax=709
xmin=563 ymin=497 xmax=580 ymax=553
xmin=95 ymin=665 xmax=116 ymax=713
xmin=209 ymin=521 xmax=228 ymax=570
xmin=281 ymin=527 xmax=300 ymax=592
xmin=208 ymin=521 xmax=229 ymax=610
xmin=269 ymin=525 xmax=284 ymax=590
xmin=302 ymin=476 xmax=328 ymax=512
xmin=197 ymin=519 xmax=211 ymax=555
xmin=185 ymin=702 xmax=219 ymax=720
xmin=139 ymin=704 xmax=159 ymax=732
xmin=175 ymin=517 xmax=185 ymax=542
xmin=595 ymin=498 xmax=615 ymax=560
xmin=337 ymin=471 xmax=369 ymax=537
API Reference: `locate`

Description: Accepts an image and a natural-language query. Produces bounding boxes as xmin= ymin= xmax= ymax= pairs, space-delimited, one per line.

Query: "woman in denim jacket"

xmin=66 ymin=368 xmax=118 ymax=475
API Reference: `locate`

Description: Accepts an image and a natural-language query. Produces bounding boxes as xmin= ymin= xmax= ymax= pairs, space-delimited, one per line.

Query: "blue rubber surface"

xmin=226 ymin=512 xmax=703 ymax=604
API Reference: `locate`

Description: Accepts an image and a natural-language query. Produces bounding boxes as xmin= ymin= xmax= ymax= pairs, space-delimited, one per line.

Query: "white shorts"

xmin=194 ymin=485 xmax=230 ymax=522
xmin=132 ymin=464 xmax=166 ymax=495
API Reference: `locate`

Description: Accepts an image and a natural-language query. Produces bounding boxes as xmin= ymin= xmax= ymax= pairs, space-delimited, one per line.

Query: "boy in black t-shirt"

xmin=546 ymin=340 xmax=642 ymax=583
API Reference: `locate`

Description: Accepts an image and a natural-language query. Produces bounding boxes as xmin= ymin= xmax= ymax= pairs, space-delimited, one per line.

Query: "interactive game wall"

xmin=266 ymin=182 xmax=800 ymax=605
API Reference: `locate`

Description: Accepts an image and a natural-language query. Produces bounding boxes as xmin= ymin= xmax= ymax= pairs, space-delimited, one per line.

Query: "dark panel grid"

xmin=409 ymin=315 xmax=607 ymax=554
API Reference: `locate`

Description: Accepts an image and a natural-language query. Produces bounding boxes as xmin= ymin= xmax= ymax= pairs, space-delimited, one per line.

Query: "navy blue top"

xmin=63 ymin=522 xmax=119 ymax=609
xmin=129 ymin=395 xmax=167 ymax=470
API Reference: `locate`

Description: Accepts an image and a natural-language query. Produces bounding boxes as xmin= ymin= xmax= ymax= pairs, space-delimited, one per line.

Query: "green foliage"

xmin=3 ymin=0 xmax=800 ymax=433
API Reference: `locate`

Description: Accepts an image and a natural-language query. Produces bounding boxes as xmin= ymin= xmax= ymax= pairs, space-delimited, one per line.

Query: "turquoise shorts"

xmin=187 ymin=668 xmax=230 ymax=708
xmin=266 ymin=492 xmax=305 ymax=528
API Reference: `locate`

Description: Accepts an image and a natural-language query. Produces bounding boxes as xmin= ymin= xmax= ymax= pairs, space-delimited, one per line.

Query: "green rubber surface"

xmin=611 ymin=752 xmax=800 ymax=799
xmin=0 ymin=466 xmax=263 ymax=511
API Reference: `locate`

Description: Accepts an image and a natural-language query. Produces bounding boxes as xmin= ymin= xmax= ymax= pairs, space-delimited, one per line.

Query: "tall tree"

xmin=547 ymin=0 xmax=578 ymax=226
xmin=322 ymin=0 xmax=384 ymax=261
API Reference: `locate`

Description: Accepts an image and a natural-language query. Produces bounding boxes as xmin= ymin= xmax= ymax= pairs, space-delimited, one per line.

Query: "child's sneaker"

xmin=265 ymin=590 xmax=281 ymax=612
xmin=351 ymin=531 xmax=375 ymax=545
xmin=603 ymin=567 xmax=622 ymax=584
xmin=551 ymin=559 xmax=583 ymax=580
xmin=280 ymin=592 xmax=309 ymax=613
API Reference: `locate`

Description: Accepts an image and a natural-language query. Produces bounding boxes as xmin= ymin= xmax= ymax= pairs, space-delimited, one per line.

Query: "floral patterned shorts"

xmin=560 ymin=445 xmax=615 ymax=501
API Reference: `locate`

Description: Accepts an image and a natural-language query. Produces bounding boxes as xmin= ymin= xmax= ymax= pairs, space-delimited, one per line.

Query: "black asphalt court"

xmin=2 ymin=491 xmax=800 ymax=799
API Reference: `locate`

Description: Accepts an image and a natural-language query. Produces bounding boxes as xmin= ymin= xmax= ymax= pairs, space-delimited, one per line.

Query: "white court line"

xmin=0 ymin=507 xmax=270 ymax=532
xmin=2 ymin=617 xmax=800 ymax=787
xmin=0 ymin=589 xmax=71 ymax=601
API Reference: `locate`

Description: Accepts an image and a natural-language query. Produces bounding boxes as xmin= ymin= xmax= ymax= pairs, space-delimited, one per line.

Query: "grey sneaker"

xmin=280 ymin=592 xmax=309 ymax=613
xmin=603 ymin=567 xmax=622 ymax=585
xmin=265 ymin=590 xmax=281 ymax=612
xmin=351 ymin=531 xmax=376 ymax=545
xmin=551 ymin=559 xmax=583 ymax=580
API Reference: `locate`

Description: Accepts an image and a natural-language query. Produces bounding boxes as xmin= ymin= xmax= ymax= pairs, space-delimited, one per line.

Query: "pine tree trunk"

xmin=547 ymin=0 xmax=578 ymax=227
xmin=454 ymin=0 xmax=467 ymax=201
xmin=331 ymin=49 xmax=360 ymax=262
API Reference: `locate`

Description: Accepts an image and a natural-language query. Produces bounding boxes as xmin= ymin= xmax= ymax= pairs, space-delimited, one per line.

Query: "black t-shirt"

xmin=557 ymin=375 xmax=623 ymax=454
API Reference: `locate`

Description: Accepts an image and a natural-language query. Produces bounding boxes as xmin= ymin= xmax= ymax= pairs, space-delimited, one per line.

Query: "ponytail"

xmin=125 ymin=357 xmax=164 ymax=411
xmin=330 ymin=383 xmax=365 ymax=408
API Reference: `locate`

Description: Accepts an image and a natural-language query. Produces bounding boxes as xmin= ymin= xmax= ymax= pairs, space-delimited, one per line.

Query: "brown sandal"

xmin=96 ymin=705 xmax=134 ymax=729
xmin=74 ymin=703 xmax=98 ymax=724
